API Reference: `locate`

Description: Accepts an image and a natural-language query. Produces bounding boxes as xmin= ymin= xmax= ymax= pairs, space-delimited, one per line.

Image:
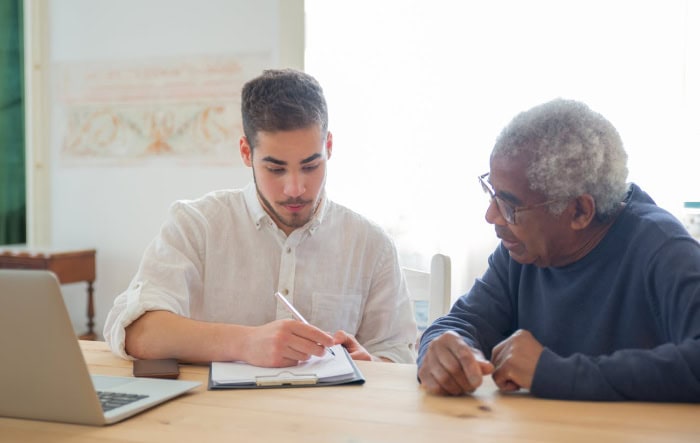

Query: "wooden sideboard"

xmin=0 ymin=248 xmax=97 ymax=340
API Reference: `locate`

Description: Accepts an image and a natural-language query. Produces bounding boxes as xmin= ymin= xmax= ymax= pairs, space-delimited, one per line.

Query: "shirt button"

xmin=286 ymin=247 xmax=292 ymax=253
xmin=283 ymin=289 xmax=289 ymax=295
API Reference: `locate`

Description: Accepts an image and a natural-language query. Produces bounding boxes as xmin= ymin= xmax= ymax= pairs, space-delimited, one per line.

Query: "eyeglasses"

xmin=478 ymin=172 xmax=563 ymax=225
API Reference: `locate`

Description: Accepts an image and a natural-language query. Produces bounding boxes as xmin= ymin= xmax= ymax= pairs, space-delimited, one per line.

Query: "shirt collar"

xmin=243 ymin=182 xmax=268 ymax=230
xmin=308 ymin=193 xmax=329 ymax=234
xmin=243 ymin=181 xmax=329 ymax=234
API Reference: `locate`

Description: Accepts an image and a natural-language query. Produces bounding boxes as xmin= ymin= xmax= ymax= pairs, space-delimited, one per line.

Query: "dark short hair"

xmin=241 ymin=69 xmax=328 ymax=149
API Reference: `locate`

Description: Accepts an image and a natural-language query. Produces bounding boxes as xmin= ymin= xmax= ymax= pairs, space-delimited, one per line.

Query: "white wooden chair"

xmin=403 ymin=253 xmax=451 ymax=335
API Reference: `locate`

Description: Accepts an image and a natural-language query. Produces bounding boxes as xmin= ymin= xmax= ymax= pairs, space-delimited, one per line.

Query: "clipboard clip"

xmin=255 ymin=371 xmax=319 ymax=387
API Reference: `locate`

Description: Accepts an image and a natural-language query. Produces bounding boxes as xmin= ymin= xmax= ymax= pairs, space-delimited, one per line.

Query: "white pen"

xmin=274 ymin=291 xmax=335 ymax=356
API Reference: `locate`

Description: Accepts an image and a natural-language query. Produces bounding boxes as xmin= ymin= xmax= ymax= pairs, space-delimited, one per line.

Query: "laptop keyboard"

xmin=97 ymin=391 xmax=149 ymax=412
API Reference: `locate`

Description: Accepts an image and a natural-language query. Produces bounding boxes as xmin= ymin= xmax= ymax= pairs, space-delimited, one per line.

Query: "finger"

xmin=276 ymin=356 xmax=305 ymax=368
xmin=493 ymin=373 xmax=520 ymax=392
xmin=431 ymin=333 xmax=488 ymax=392
xmin=418 ymin=349 xmax=452 ymax=394
xmin=501 ymin=380 xmax=520 ymax=392
xmin=332 ymin=330 xmax=352 ymax=346
xmin=477 ymin=359 xmax=495 ymax=375
xmin=284 ymin=332 xmax=329 ymax=359
xmin=492 ymin=364 xmax=521 ymax=392
xmin=469 ymin=348 xmax=495 ymax=375
xmin=421 ymin=346 xmax=473 ymax=395
xmin=491 ymin=339 xmax=507 ymax=368
xmin=419 ymin=332 xmax=487 ymax=395
xmin=445 ymin=347 xmax=483 ymax=392
xmin=290 ymin=323 xmax=334 ymax=347
xmin=332 ymin=330 xmax=361 ymax=355
xmin=423 ymin=358 xmax=473 ymax=396
xmin=348 ymin=349 xmax=372 ymax=361
xmin=285 ymin=323 xmax=334 ymax=354
xmin=419 ymin=374 xmax=451 ymax=396
xmin=448 ymin=345 xmax=492 ymax=391
xmin=496 ymin=380 xmax=520 ymax=392
xmin=419 ymin=360 xmax=461 ymax=396
xmin=281 ymin=342 xmax=315 ymax=361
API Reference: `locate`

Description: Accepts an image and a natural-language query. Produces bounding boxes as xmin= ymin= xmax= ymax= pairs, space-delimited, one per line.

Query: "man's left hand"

xmin=333 ymin=330 xmax=387 ymax=361
xmin=491 ymin=329 xmax=544 ymax=392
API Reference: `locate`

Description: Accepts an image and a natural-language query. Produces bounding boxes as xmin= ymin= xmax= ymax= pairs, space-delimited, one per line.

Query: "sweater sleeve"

xmin=418 ymin=244 xmax=516 ymax=366
xmin=532 ymin=237 xmax=700 ymax=402
xmin=533 ymin=339 xmax=700 ymax=401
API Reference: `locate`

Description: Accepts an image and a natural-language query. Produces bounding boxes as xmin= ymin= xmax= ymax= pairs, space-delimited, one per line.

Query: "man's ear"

xmin=570 ymin=194 xmax=596 ymax=230
xmin=240 ymin=136 xmax=253 ymax=167
xmin=325 ymin=131 xmax=333 ymax=160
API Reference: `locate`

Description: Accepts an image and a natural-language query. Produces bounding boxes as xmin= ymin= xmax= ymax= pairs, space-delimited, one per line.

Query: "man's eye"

xmin=267 ymin=167 xmax=285 ymax=174
xmin=302 ymin=164 xmax=319 ymax=172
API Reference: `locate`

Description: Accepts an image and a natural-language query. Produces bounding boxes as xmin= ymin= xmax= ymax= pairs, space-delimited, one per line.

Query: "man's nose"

xmin=284 ymin=173 xmax=305 ymax=198
xmin=485 ymin=198 xmax=506 ymax=226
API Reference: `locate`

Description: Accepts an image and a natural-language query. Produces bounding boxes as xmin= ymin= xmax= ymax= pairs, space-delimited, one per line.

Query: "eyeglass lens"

xmin=480 ymin=174 xmax=516 ymax=224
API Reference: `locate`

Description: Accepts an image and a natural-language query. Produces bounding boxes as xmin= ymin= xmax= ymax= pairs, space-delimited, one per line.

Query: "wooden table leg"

xmin=79 ymin=280 xmax=97 ymax=341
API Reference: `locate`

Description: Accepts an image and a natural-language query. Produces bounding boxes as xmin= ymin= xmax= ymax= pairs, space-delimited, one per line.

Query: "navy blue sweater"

xmin=418 ymin=184 xmax=700 ymax=401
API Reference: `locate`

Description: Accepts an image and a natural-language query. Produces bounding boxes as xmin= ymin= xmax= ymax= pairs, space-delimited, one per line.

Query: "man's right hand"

xmin=243 ymin=319 xmax=335 ymax=368
xmin=124 ymin=311 xmax=335 ymax=366
xmin=417 ymin=331 xmax=494 ymax=396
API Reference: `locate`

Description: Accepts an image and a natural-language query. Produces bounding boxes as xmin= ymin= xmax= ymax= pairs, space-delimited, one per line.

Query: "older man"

xmin=418 ymin=99 xmax=700 ymax=401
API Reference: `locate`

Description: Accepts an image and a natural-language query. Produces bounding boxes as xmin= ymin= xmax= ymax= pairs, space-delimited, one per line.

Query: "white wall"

xmin=307 ymin=0 xmax=700 ymax=303
xmin=42 ymin=0 xmax=303 ymax=338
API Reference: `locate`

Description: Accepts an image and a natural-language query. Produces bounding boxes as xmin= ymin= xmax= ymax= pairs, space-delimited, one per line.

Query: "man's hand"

xmin=243 ymin=319 xmax=334 ymax=368
xmin=491 ymin=329 xmax=543 ymax=392
xmin=418 ymin=331 xmax=494 ymax=396
xmin=333 ymin=330 xmax=383 ymax=361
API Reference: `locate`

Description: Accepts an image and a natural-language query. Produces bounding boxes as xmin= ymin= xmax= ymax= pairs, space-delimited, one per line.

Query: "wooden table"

xmin=0 ymin=248 xmax=97 ymax=340
xmin=0 ymin=341 xmax=697 ymax=442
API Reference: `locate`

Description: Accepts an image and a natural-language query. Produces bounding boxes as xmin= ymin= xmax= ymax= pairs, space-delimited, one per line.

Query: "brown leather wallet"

xmin=132 ymin=358 xmax=180 ymax=379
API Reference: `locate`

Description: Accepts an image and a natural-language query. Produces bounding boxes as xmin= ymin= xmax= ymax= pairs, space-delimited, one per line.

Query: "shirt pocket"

xmin=311 ymin=291 xmax=363 ymax=334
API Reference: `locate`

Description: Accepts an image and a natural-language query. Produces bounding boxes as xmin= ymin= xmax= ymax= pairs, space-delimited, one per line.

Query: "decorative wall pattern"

xmin=55 ymin=54 xmax=268 ymax=165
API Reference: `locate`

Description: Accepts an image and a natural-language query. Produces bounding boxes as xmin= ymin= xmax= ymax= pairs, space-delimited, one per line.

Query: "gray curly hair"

xmin=492 ymin=98 xmax=629 ymax=220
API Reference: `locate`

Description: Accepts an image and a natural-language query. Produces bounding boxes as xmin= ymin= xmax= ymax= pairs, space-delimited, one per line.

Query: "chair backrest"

xmin=403 ymin=253 xmax=451 ymax=334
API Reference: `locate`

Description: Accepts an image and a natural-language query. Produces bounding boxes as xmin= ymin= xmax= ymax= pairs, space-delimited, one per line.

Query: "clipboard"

xmin=208 ymin=345 xmax=365 ymax=389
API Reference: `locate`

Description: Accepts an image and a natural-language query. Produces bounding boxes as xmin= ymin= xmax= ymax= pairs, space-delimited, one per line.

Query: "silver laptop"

xmin=0 ymin=269 xmax=200 ymax=426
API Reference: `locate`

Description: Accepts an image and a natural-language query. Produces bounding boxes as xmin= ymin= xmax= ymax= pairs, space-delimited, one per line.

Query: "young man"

xmin=418 ymin=99 xmax=700 ymax=401
xmin=104 ymin=69 xmax=417 ymax=366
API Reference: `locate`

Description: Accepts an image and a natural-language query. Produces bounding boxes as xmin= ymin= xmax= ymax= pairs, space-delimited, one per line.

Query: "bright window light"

xmin=306 ymin=0 xmax=700 ymax=297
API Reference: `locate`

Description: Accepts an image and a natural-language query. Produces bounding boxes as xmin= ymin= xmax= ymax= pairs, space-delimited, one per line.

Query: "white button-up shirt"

xmin=104 ymin=182 xmax=417 ymax=363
